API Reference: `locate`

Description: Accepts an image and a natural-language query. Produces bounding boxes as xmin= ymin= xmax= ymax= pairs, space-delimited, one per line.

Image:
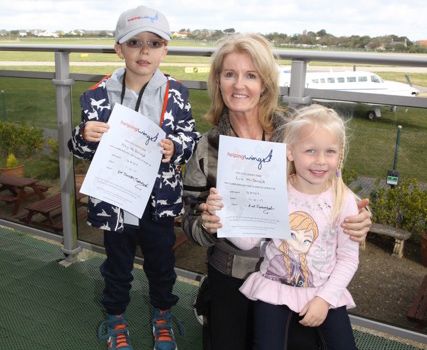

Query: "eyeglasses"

xmin=124 ymin=39 xmax=166 ymax=50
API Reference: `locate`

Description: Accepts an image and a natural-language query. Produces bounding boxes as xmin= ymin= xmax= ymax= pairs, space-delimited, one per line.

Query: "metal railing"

xmin=1 ymin=44 xmax=427 ymax=252
xmin=1 ymin=45 xmax=427 ymax=343
xmin=1 ymin=44 xmax=427 ymax=256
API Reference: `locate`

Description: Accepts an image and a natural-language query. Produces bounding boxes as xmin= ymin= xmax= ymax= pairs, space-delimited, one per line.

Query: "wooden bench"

xmin=0 ymin=194 xmax=18 ymax=203
xmin=0 ymin=174 xmax=47 ymax=214
xmin=369 ymin=223 xmax=411 ymax=258
xmin=407 ymin=275 xmax=427 ymax=326
xmin=20 ymin=193 xmax=63 ymax=230
xmin=20 ymin=191 xmax=86 ymax=231
xmin=34 ymin=184 xmax=50 ymax=193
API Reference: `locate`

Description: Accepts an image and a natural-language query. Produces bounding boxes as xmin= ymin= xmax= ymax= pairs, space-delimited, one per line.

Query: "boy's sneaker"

xmin=152 ymin=308 xmax=184 ymax=350
xmin=97 ymin=314 xmax=133 ymax=350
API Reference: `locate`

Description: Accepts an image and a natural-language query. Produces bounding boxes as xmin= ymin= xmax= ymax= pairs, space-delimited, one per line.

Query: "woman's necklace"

xmin=229 ymin=121 xmax=265 ymax=141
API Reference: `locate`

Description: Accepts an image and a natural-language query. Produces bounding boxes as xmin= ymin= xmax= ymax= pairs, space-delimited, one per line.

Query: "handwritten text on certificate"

xmin=217 ymin=135 xmax=290 ymax=239
xmin=80 ymin=103 xmax=165 ymax=218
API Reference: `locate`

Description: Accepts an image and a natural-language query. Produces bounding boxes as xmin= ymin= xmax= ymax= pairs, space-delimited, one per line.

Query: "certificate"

xmin=217 ymin=135 xmax=290 ymax=239
xmin=79 ymin=103 xmax=166 ymax=218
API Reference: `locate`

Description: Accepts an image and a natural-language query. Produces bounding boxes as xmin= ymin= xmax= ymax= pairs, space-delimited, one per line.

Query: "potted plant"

xmin=370 ymin=178 xmax=427 ymax=266
xmin=0 ymin=121 xmax=44 ymax=177
xmin=0 ymin=152 xmax=25 ymax=177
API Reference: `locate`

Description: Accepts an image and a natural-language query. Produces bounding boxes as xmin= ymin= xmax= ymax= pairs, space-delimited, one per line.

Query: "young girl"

xmin=206 ymin=104 xmax=359 ymax=349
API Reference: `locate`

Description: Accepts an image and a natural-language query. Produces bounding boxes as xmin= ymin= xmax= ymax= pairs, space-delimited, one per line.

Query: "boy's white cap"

xmin=115 ymin=5 xmax=170 ymax=43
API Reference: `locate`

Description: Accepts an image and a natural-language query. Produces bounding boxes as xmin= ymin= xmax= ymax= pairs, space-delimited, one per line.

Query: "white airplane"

xmin=279 ymin=67 xmax=419 ymax=119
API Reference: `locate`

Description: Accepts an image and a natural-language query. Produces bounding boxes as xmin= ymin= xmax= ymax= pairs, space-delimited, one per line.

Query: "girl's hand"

xmin=205 ymin=187 xmax=223 ymax=214
xmin=160 ymin=139 xmax=175 ymax=163
xmin=199 ymin=188 xmax=223 ymax=234
xmin=341 ymin=198 xmax=371 ymax=242
xmin=299 ymin=296 xmax=329 ymax=327
xmin=82 ymin=121 xmax=109 ymax=142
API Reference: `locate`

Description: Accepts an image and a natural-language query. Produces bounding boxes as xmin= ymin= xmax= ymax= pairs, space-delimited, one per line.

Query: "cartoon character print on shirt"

xmin=278 ymin=211 xmax=319 ymax=287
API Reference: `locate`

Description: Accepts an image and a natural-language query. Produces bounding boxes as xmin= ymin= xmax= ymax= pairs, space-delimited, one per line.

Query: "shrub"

xmin=0 ymin=121 xmax=44 ymax=159
xmin=26 ymin=138 xmax=60 ymax=180
xmin=370 ymin=178 xmax=427 ymax=238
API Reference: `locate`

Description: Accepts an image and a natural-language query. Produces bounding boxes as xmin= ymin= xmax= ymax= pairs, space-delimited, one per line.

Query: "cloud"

xmin=0 ymin=0 xmax=425 ymax=40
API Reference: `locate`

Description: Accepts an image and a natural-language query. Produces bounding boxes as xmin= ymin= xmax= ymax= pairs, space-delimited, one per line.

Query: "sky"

xmin=0 ymin=0 xmax=425 ymax=41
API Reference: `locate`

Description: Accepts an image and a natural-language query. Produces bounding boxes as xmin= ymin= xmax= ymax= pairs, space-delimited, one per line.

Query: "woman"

xmin=182 ymin=33 xmax=371 ymax=350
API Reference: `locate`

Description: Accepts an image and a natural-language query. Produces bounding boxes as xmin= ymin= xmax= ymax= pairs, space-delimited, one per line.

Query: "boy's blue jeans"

xmin=253 ymin=300 xmax=357 ymax=350
xmin=100 ymin=207 xmax=178 ymax=315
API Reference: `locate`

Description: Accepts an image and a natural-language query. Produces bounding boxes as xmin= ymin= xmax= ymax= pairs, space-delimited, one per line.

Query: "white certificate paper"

xmin=80 ymin=103 xmax=166 ymax=218
xmin=217 ymin=135 xmax=290 ymax=239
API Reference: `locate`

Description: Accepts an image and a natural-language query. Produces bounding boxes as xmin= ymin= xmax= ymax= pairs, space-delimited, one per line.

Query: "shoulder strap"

xmin=159 ymin=80 xmax=170 ymax=127
xmin=206 ymin=129 xmax=220 ymax=188
xmin=88 ymin=74 xmax=111 ymax=90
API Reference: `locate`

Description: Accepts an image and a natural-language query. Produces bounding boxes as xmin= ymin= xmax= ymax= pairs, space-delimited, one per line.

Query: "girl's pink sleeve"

xmin=317 ymin=190 xmax=360 ymax=307
xmin=227 ymin=237 xmax=262 ymax=251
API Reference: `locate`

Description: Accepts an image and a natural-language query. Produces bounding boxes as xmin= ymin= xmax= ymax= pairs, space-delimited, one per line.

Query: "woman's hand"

xmin=199 ymin=188 xmax=223 ymax=234
xmin=341 ymin=198 xmax=372 ymax=242
xmin=82 ymin=121 xmax=109 ymax=142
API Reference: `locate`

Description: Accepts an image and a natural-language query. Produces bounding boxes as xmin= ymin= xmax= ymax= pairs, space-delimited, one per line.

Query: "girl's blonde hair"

xmin=283 ymin=104 xmax=351 ymax=222
xmin=205 ymin=33 xmax=281 ymax=132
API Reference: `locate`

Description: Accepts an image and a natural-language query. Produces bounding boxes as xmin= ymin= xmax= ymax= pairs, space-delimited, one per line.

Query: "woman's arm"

xmin=181 ymin=137 xmax=218 ymax=247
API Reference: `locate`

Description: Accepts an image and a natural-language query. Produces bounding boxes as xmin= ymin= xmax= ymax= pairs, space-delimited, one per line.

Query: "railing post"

xmin=285 ymin=60 xmax=312 ymax=107
xmin=52 ymin=51 xmax=81 ymax=266
xmin=0 ymin=89 xmax=6 ymax=118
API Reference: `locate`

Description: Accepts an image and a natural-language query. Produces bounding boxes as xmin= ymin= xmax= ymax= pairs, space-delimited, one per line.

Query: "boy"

xmin=68 ymin=5 xmax=199 ymax=350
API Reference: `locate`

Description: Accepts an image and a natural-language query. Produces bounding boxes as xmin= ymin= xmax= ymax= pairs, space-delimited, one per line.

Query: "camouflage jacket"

xmin=68 ymin=69 xmax=200 ymax=231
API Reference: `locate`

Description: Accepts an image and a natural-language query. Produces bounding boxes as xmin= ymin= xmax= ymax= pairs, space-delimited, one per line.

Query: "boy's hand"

xmin=341 ymin=198 xmax=371 ymax=242
xmin=160 ymin=139 xmax=174 ymax=163
xmin=299 ymin=296 xmax=329 ymax=327
xmin=82 ymin=121 xmax=109 ymax=142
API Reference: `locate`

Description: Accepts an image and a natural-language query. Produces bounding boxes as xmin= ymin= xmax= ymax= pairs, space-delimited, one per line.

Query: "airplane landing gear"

xmin=367 ymin=107 xmax=382 ymax=120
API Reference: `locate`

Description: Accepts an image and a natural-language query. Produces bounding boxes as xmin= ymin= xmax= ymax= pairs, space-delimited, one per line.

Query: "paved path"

xmin=349 ymin=176 xmax=386 ymax=198
xmin=349 ymin=176 xmax=427 ymax=198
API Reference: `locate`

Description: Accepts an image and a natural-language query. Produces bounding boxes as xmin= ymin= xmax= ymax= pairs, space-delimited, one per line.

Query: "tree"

xmin=223 ymin=28 xmax=235 ymax=34
xmin=316 ymin=29 xmax=327 ymax=37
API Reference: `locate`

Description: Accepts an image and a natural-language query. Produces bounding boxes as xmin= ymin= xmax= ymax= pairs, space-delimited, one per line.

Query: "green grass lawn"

xmin=0 ymin=75 xmax=425 ymax=182
xmin=345 ymin=107 xmax=427 ymax=181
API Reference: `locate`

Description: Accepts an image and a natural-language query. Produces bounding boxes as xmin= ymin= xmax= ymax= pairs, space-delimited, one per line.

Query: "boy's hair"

xmin=283 ymin=104 xmax=351 ymax=222
xmin=115 ymin=5 xmax=170 ymax=44
xmin=205 ymin=33 xmax=281 ymax=131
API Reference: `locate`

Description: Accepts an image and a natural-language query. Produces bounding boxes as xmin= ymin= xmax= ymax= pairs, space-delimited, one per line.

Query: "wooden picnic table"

xmin=0 ymin=174 xmax=47 ymax=215
xmin=20 ymin=188 xmax=86 ymax=231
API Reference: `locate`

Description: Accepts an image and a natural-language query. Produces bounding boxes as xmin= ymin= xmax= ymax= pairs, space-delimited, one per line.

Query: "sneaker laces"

xmin=98 ymin=316 xmax=131 ymax=349
xmin=152 ymin=309 xmax=185 ymax=343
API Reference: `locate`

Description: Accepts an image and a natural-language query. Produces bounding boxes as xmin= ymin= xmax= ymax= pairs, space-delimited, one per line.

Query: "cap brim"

xmin=118 ymin=27 xmax=170 ymax=43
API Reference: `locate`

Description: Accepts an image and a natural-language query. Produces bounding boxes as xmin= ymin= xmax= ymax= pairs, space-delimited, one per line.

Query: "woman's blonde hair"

xmin=205 ymin=33 xmax=281 ymax=131
xmin=283 ymin=104 xmax=351 ymax=222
